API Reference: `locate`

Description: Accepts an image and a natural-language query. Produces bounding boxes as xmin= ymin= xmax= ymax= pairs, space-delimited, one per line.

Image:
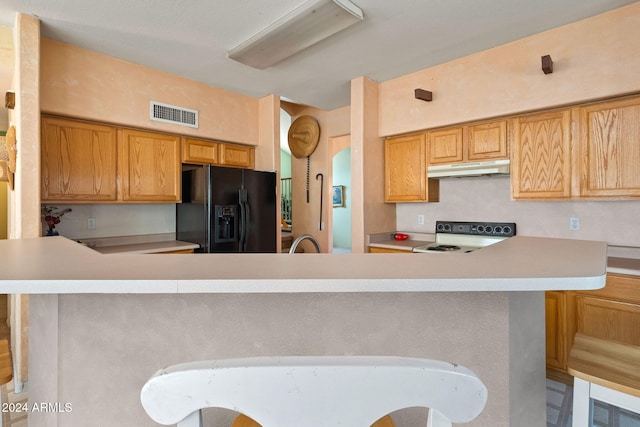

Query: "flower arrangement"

xmin=41 ymin=205 xmax=72 ymax=236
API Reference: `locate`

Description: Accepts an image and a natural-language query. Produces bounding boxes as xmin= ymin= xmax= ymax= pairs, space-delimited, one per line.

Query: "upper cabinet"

xmin=511 ymin=95 xmax=640 ymax=200
xmin=576 ymin=97 xmax=640 ymax=198
xmin=42 ymin=117 xmax=118 ymax=202
xmin=42 ymin=116 xmax=182 ymax=203
xmin=428 ymin=120 xmax=508 ymax=165
xmin=118 ymin=129 xmax=181 ymax=202
xmin=384 ymin=133 xmax=439 ymax=203
xmin=182 ymin=138 xmax=219 ymax=165
xmin=219 ymin=143 xmax=255 ymax=169
xmin=466 ymin=120 xmax=509 ymax=161
xmin=510 ymin=110 xmax=572 ymax=199
xmin=182 ymin=137 xmax=254 ymax=169
xmin=428 ymin=128 xmax=463 ymax=164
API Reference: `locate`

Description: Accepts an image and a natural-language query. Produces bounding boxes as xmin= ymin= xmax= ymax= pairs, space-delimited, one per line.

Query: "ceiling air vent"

xmin=150 ymin=101 xmax=199 ymax=128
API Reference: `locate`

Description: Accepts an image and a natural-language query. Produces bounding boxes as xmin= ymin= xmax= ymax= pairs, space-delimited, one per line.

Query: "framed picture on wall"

xmin=332 ymin=185 xmax=345 ymax=207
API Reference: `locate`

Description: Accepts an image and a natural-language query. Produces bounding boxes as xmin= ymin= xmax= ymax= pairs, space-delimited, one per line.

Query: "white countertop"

xmin=0 ymin=235 xmax=607 ymax=294
xmin=93 ymin=240 xmax=200 ymax=254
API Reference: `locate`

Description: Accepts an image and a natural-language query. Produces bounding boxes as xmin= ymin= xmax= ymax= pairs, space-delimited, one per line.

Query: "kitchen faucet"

xmin=288 ymin=234 xmax=321 ymax=254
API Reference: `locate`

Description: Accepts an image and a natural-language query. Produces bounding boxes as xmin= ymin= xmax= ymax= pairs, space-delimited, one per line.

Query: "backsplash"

xmin=42 ymin=204 xmax=176 ymax=240
xmin=396 ymin=176 xmax=640 ymax=248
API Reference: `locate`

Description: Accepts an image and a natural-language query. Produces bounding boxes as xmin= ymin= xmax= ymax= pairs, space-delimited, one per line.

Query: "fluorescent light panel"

xmin=228 ymin=0 xmax=363 ymax=69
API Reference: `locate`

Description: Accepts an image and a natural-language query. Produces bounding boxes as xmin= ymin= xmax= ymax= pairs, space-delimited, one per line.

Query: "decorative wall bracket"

xmin=5 ymin=91 xmax=15 ymax=109
xmin=541 ymin=55 xmax=554 ymax=74
xmin=414 ymin=88 xmax=433 ymax=102
xmin=0 ymin=125 xmax=17 ymax=189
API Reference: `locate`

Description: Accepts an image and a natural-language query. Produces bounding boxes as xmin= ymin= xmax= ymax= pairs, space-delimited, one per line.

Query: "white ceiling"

xmin=0 ymin=0 xmax=636 ymax=110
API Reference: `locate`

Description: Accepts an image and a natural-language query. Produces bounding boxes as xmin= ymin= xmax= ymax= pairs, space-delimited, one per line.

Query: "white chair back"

xmin=141 ymin=356 xmax=487 ymax=427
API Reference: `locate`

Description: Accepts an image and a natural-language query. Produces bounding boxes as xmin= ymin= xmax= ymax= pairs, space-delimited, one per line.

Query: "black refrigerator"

xmin=176 ymin=165 xmax=277 ymax=253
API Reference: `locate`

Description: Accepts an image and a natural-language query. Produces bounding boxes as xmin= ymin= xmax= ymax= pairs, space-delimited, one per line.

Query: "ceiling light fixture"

xmin=228 ymin=0 xmax=364 ymax=70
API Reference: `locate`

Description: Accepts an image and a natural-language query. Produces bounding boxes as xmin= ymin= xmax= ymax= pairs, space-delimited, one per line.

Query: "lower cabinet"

xmin=546 ymin=273 xmax=640 ymax=374
xmin=545 ymin=291 xmax=568 ymax=371
xmin=368 ymin=247 xmax=412 ymax=253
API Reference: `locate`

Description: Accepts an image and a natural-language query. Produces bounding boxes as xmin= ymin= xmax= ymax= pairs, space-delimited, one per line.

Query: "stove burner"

xmin=427 ymin=245 xmax=461 ymax=252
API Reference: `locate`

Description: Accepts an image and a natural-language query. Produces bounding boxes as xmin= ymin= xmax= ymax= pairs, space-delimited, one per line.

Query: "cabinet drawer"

xmin=576 ymin=295 xmax=640 ymax=346
xmin=577 ymin=273 xmax=640 ymax=305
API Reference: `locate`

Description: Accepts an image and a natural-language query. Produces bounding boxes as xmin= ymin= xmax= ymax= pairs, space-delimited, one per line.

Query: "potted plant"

xmin=41 ymin=206 xmax=72 ymax=236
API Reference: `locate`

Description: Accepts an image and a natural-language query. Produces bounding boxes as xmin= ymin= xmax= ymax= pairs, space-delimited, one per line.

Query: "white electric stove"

xmin=413 ymin=221 xmax=516 ymax=253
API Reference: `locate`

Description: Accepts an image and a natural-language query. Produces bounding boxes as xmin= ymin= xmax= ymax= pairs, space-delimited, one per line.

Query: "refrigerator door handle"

xmin=238 ymin=188 xmax=248 ymax=252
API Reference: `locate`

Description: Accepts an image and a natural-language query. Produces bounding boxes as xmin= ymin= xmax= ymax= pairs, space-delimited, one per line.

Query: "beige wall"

xmin=41 ymin=38 xmax=260 ymax=145
xmin=351 ymin=77 xmax=395 ymax=252
xmin=8 ymin=12 xmax=41 ymax=391
xmin=378 ymin=3 xmax=640 ymax=247
xmin=288 ymin=105 xmax=350 ymax=253
xmin=0 ymin=25 xmax=13 ymax=132
xmin=378 ymin=2 xmax=640 ymax=137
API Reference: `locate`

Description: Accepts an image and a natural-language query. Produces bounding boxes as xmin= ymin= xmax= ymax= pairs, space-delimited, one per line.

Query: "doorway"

xmin=330 ymin=136 xmax=351 ymax=253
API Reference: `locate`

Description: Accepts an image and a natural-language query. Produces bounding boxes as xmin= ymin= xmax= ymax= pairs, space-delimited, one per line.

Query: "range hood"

xmin=428 ymin=159 xmax=510 ymax=178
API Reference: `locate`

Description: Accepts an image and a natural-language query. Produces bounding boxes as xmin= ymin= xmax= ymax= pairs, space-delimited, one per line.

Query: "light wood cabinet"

xmin=182 ymin=138 xmax=219 ymax=165
xmin=219 ymin=143 xmax=254 ymax=169
xmin=428 ymin=120 xmax=508 ymax=165
xmin=118 ymin=129 xmax=181 ymax=202
xmin=545 ymin=291 xmax=568 ymax=371
xmin=41 ymin=117 xmax=118 ymax=202
xmin=510 ymin=110 xmax=572 ymax=199
xmin=384 ymin=133 xmax=439 ymax=203
xmin=466 ymin=120 xmax=509 ymax=161
xmin=576 ymin=97 xmax=640 ymax=198
xmin=42 ymin=116 xmax=257 ymax=204
xmin=182 ymin=138 xmax=255 ymax=169
xmin=546 ymin=273 xmax=640 ymax=375
xmin=428 ymin=127 xmax=464 ymax=164
xmin=368 ymin=247 xmax=411 ymax=253
xmin=574 ymin=273 xmax=640 ymax=346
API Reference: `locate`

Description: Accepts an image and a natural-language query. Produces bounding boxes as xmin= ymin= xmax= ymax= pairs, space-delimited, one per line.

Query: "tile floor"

xmin=547 ymin=378 xmax=640 ymax=427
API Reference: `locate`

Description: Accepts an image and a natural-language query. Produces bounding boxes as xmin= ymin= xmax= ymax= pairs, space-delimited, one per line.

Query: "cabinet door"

xmin=384 ymin=134 xmax=438 ymax=202
xmin=575 ymin=273 xmax=640 ymax=346
xmin=575 ymin=295 xmax=640 ymax=346
xmin=466 ymin=120 xmax=508 ymax=161
xmin=182 ymin=138 xmax=218 ymax=165
xmin=428 ymin=127 xmax=463 ymax=164
xmin=119 ymin=129 xmax=181 ymax=202
xmin=545 ymin=291 xmax=568 ymax=370
xmin=219 ymin=144 xmax=254 ymax=169
xmin=510 ymin=110 xmax=572 ymax=199
xmin=41 ymin=117 xmax=117 ymax=202
xmin=577 ymin=97 xmax=640 ymax=198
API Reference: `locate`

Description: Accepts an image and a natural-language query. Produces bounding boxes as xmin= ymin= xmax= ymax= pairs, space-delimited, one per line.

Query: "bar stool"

xmin=231 ymin=413 xmax=395 ymax=427
xmin=141 ymin=356 xmax=488 ymax=427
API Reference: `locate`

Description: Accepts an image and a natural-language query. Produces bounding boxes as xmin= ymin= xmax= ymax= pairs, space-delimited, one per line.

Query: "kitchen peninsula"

xmin=0 ymin=235 xmax=607 ymax=427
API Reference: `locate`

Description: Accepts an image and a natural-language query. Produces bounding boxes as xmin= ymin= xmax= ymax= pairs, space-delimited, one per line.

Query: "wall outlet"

xmin=88 ymin=218 xmax=96 ymax=230
xmin=418 ymin=215 xmax=425 ymax=225
xmin=569 ymin=217 xmax=580 ymax=231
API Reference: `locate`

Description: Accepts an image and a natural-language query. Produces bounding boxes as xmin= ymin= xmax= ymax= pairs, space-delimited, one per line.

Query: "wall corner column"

xmin=8 ymin=12 xmax=41 ymax=393
xmin=350 ymin=76 xmax=395 ymax=253
xmin=257 ymin=94 xmax=281 ymax=252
